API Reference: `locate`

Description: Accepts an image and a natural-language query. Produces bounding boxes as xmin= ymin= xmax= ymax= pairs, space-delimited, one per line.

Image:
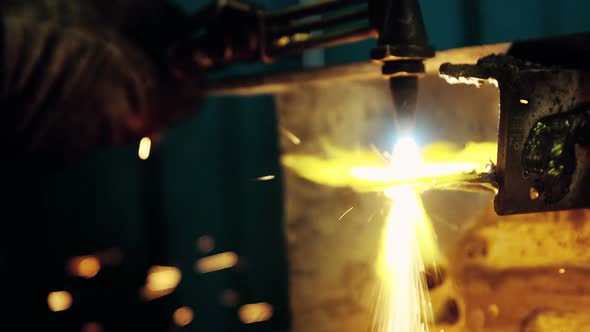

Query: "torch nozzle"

xmin=390 ymin=75 xmax=419 ymax=138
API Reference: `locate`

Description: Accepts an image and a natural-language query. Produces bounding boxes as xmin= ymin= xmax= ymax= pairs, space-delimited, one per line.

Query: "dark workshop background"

xmin=6 ymin=0 xmax=589 ymax=331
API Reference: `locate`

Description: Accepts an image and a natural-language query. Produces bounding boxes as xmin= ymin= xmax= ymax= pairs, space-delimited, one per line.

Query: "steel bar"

xmin=204 ymin=43 xmax=510 ymax=96
xmin=270 ymin=7 xmax=369 ymax=37
xmin=269 ymin=25 xmax=375 ymax=57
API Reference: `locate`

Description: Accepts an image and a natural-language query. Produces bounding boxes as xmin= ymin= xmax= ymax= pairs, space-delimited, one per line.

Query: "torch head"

xmin=369 ymin=0 xmax=434 ymax=139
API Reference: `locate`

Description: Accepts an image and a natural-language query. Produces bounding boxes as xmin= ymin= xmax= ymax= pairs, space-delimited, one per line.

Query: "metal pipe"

xmin=270 ymin=7 xmax=369 ymax=37
xmin=268 ymin=25 xmax=376 ymax=57
xmin=268 ymin=0 xmax=365 ymax=22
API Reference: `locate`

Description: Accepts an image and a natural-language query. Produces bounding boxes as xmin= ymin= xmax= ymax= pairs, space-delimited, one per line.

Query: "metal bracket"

xmin=440 ymin=55 xmax=590 ymax=215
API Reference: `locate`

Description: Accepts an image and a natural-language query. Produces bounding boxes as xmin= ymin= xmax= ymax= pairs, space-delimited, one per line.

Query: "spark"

xmin=195 ymin=251 xmax=238 ymax=274
xmin=138 ymin=137 xmax=152 ymax=160
xmin=47 ymin=291 xmax=73 ymax=312
xmin=338 ymin=207 xmax=354 ymax=221
xmin=141 ymin=266 xmax=182 ymax=300
xmin=256 ymin=175 xmax=276 ymax=181
xmin=530 ymin=187 xmax=540 ymax=200
xmin=280 ymin=127 xmax=302 ymax=145
xmin=67 ymin=255 xmax=101 ymax=279
xmin=146 ymin=266 xmax=182 ymax=291
xmin=239 ymin=302 xmax=273 ymax=324
xmin=173 ymin=307 xmax=194 ymax=327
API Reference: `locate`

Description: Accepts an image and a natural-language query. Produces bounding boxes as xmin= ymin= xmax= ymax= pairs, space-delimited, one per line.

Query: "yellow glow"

xmin=353 ymin=141 xmax=496 ymax=192
xmin=68 ymin=255 xmax=101 ymax=279
xmin=47 ymin=291 xmax=73 ymax=312
xmin=239 ymin=302 xmax=273 ymax=324
xmin=195 ymin=251 xmax=238 ymax=274
xmin=138 ymin=137 xmax=152 ymax=160
xmin=147 ymin=266 xmax=182 ymax=291
xmin=530 ymin=187 xmax=540 ymax=200
xmin=282 ymin=141 xmax=497 ymax=193
xmin=276 ymin=36 xmax=290 ymax=47
xmin=559 ymin=268 xmax=566 ymax=274
xmin=173 ymin=307 xmax=194 ymax=327
xmin=520 ymin=99 xmax=529 ymax=105
xmin=141 ymin=266 xmax=182 ymax=300
xmin=488 ymin=304 xmax=500 ymax=317
xmin=282 ymin=144 xmax=387 ymax=189
xmin=292 ymin=33 xmax=310 ymax=42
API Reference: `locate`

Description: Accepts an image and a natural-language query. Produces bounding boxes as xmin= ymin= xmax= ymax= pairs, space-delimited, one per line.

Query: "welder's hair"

xmin=1 ymin=0 xmax=202 ymax=163
xmin=0 ymin=0 xmax=189 ymax=63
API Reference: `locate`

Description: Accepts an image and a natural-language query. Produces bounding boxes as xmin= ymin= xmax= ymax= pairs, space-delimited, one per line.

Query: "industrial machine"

xmin=169 ymin=0 xmax=590 ymax=217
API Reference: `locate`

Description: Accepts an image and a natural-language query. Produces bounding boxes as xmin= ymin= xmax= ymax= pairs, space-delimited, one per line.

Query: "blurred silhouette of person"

xmin=2 ymin=0 xmax=201 ymax=163
xmin=0 ymin=1 xmax=203 ymax=330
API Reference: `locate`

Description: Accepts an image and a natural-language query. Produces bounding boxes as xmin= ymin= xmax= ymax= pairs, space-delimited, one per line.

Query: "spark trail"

xmin=372 ymin=138 xmax=441 ymax=332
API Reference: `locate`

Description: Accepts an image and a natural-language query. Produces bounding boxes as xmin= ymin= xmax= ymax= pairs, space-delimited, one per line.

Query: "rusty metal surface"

xmin=205 ymin=43 xmax=509 ymax=96
xmin=447 ymin=207 xmax=590 ymax=332
xmin=440 ymin=55 xmax=590 ymax=215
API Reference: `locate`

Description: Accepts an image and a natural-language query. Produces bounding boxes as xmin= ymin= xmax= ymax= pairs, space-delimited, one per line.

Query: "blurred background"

xmin=15 ymin=0 xmax=590 ymax=331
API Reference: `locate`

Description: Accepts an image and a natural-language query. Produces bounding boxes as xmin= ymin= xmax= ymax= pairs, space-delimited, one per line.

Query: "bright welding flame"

xmin=390 ymin=137 xmax=422 ymax=175
xmin=373 ymin=138 xmax=438 ymax=332
xmin=353 ymin=140 xmax=495 ymax=192
xmin=282 ymin=141 xmax=497 ymax=193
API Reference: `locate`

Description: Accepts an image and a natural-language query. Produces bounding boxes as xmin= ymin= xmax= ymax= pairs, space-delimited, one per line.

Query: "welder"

xmin=0 ymin=1 xmax=203 ymax=330
xmin=1 ymin=0 xmax=203 ymax=164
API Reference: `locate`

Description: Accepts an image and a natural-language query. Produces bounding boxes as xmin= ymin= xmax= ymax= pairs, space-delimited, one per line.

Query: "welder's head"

xmin=1 ymin=0 xmax=204 ymax=164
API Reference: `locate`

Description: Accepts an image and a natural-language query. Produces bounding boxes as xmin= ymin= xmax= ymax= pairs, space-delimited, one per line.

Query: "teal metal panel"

xmin=155 ymin=95 xmax=291 ymax=331
xmin=166 ymin=3 xmax=296 ymax=332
